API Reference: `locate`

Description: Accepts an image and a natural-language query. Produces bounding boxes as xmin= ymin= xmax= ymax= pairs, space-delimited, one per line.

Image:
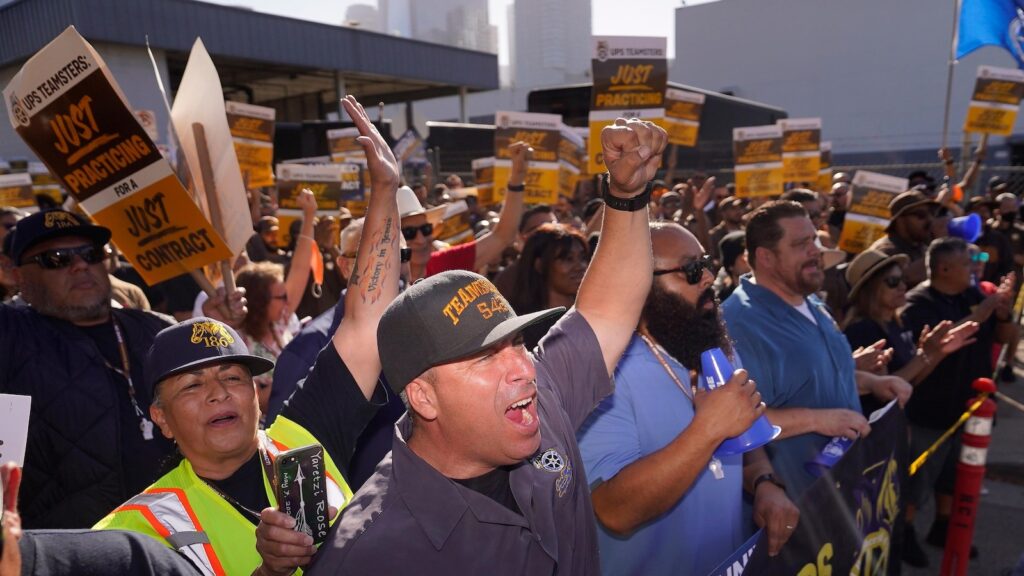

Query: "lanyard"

xmin=638 ymin=332 xmax=695 ymax=400
xmin=105 ymin=318 xmax=154 ymax=440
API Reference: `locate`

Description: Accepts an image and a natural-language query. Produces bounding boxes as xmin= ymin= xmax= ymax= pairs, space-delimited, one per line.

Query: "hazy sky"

xmin=207 ymin=0 xmax=716 ymax=63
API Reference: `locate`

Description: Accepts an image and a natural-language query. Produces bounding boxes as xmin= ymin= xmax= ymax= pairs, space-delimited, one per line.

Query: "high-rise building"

xmin=379 ymin=0 xmax=497 ymax=52
xmin=511 ymin=0 xmax=591 ymax=88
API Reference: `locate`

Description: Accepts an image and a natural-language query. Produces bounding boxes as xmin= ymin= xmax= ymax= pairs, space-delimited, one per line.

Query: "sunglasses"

xmin=342 ymin=248 xmax=413 ymax=263
xmin=905 ymin=210 xmax=933 ymax=220
xmin=971 ymin=252 xmax=990 ymax=263
xmin=882 ymin=275 xmax=905 ymax=289
xmin=653 ymin=254 xmax=714 ymax=285
xmin=401 ymin=223 xmax=434 ymax=240
xmin=22 ymin=244 xmax=106 ymax=269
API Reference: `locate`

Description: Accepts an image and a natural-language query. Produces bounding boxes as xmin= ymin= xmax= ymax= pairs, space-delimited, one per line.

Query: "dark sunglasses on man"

xmin=21 ymin=243 xmax=106 ymax=269
xmin=401 ymin=223 xmax=433 ymax=241
xmin=653 ymin=253 xmax=714 ymax=285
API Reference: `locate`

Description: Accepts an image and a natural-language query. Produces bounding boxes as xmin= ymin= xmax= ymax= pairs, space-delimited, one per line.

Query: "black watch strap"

xmin=507 ymin=183 xmax=526 ymax=192
xmin=752 ymin=473 xmax=785 ymax=494
xmin=600 ymin=173 xmax=653 ymax=212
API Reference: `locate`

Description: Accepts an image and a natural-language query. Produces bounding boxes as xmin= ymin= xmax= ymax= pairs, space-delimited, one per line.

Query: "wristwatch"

xmin=507 ymin=183 xmax=526 ymax=192
xmin=752 ymin=473 xmax=786 ymax=494
xmin=600 ymin=173 xmax=653 ymax=212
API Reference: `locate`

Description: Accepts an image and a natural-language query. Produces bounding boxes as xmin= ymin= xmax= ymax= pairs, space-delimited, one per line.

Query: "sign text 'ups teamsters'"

xmin=3 ymin=26 xmax=231 ymax=283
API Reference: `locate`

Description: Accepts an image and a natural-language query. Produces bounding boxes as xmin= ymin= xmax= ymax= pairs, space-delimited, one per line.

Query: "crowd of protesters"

xmin=1 ymin=97 xmax=1022 ymax=575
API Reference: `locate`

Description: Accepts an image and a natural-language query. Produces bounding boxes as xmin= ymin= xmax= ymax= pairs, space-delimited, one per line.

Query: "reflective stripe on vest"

xmin=116 ymin=488 xmax=226 ymax=576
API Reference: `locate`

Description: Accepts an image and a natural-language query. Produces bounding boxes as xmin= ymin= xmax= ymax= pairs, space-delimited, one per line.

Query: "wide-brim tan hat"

xmin=886 ymin=190 xmax=938 ymax=231
xmin=845 ymin=249 xmax=910 ymax=300
xmin=397 ymin=185 xmax=446 ymax=224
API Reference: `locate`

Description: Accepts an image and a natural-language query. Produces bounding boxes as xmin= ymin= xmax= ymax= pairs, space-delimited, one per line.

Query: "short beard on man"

xmin=20 ymin=280 xmax=111 ymax=324
xmin=641 ymin=282 xmax=733 ymax=370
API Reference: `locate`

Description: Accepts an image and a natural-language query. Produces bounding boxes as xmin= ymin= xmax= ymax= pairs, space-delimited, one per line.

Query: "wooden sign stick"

xmin=192 ymin=122 xmax=238 ymax=297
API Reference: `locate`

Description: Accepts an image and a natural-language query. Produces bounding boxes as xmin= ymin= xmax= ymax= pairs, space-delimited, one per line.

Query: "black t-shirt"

xmin=78 ymin=321 xmax=170 ymax=496
xmin=843 ymin=317 xmax=916 ymax=415
xmin=203 ymin=344 xmax=385 ymax=524
xmin=900 ymin=285 xmax=996 ymax=429
xmin=454 ymin=466 xmax=522 ymax=515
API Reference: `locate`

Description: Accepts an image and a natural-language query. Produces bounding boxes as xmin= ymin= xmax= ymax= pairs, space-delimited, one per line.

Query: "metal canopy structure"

xmin=1 ymin=0 xmax=499 ymax=119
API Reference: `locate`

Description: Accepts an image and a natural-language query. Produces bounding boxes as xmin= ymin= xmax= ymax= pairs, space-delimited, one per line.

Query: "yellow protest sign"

xmin=472 ymin=157 xmax=495 ymax=205
xmin=494 ymin=111 xmax=562 ymax=205
xmin=817 ymin=141 xmax=832 ymax=193
xmin=964 ymin=65 xmax=1024 ymax=135
xmin=2 ymin=26 xmax=231 ymax=284
xmin=226 ymin=100 xmax=275 ymax=188
xmin=838 ymin=171 xmax=907 ymax=254
xmin=0 ymin=173 xmax=34 ymax=210
xmin=664 ymin=88 xmax=704 ymax=147
xmin=275 ymin=162 xmax=362 ymax=246
xmin=327 ymin=128 xmax=365 ymax=163
xmin=559 ymin=125 xmax=584 ymax=200
xmin=779 ymin=117 xmax=821 ymax=184
xmin=436 ymin=199 xmax=474 ymax=245
xmin=588 ymin=36 xmax=667 ymax=174
xmin=733 ymin=125 xmax=783 ymax=198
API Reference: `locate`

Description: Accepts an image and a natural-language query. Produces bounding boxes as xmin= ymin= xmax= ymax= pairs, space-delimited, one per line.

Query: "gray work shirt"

xmin=308 ymin=310 xmax=611 ymax=575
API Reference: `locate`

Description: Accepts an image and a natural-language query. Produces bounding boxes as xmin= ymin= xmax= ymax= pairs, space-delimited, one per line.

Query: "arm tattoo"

xmin=358 ymin=216 xmax=396 ymax=304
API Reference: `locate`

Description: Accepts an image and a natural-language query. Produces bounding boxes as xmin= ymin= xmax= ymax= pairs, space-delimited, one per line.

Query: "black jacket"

xmin=0 ymin=305 xmax=174 ymax=528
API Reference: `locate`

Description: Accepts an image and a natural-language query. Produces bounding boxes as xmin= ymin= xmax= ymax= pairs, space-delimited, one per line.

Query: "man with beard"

xmin=577 ymin=223 xmax=799 ymax=576
xmin=0 ymin=209 xmax=244 ymax=529
xmin=722 ymin=201 xmax=912 ymax=497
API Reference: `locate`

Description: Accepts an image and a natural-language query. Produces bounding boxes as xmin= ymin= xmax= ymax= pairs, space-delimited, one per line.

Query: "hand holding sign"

xmin=295 ymin=188 xmax=317 ymax=220
xmin=340 ymin=96 xmax=399 ymax=193
xmin=508 ymin=141 xmax=533 ymax=186
xmin=0 ymin=463 xmax=22 ymax=576
xmin=601 ymin=118 xmax=667 ymax=196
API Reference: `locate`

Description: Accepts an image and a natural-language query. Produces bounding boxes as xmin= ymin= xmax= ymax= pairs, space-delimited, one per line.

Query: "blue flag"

xmin=957 ymin=0 xmax=1024 ymax=67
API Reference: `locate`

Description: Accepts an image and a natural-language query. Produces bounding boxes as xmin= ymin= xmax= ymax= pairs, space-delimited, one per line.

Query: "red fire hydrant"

xmin=940 ymin=378 xmax=997 ymax=576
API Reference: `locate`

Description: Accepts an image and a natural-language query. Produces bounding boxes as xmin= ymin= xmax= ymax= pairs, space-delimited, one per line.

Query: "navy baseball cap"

xmin=9 ymin=209 xmax=111 ymax=264
xmin=378 ymin=270 xmax=564 ymax=393
xmin=145 ymin=317 xmax=274 ymax=395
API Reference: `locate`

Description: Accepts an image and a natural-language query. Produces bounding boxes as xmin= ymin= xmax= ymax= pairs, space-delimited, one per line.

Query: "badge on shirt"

xmin=532 ymin=448 xmax=573 ymax=498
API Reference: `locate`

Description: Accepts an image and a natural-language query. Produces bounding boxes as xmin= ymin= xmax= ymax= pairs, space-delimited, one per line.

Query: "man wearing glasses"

xmin=722 ymin=201 xmax=912 ymax=497
xmin=0 ymin=209 xmax=243 ymax=529
xmin=403 ymin=142 xmax=530 ymax=282
xmin=577 ymin=222 xmax=799 ymax=576
xmin=869 ymin=190 xmax=939 ymax=289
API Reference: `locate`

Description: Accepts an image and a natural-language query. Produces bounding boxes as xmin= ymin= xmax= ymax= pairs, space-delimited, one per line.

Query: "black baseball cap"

xmin=144 ymin=317 xmax=274 ymax=395
xmin=9 ymin=209 xmax=111 ymax=264
xmin=378 ymin=270 xmax=565 ymax=393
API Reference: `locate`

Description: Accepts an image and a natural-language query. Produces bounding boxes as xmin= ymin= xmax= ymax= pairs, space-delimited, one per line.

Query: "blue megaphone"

xmin=947 ymin=213 xmax=981 ymax=243
xmin=699 ymin=348 xmax=782 ymax=457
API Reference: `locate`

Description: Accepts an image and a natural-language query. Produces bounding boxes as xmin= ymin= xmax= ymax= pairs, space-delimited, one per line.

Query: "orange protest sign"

xmin=778 ymin=118 xmax=821 ymax=184
xmin=963 ymin=65 xmax=1024 ymax=136
xmin=2 ymin=26 xmax=231 ymax=284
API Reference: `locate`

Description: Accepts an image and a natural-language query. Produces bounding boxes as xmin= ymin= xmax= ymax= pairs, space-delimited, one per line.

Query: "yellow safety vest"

xmin=94 ymin=416 xmax=353 ymax=576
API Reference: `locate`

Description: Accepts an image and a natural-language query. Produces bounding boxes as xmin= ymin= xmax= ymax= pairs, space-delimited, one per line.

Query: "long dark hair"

xmin=508 ymin=223 xmax=588 ymax=314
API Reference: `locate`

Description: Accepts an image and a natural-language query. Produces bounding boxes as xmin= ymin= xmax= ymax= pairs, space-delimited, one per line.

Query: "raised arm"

xmin=331 ymin=96 xmax=401 ymax=398
xmin=283 ymin=191 xmax=318 ymax=313
xmin=576 ymin=118 xmax=666 ymax=374
xmin=473 ymin=141 xmax=529 ymax=269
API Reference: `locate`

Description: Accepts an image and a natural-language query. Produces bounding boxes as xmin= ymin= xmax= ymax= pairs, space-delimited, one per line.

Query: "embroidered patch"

xmin=532 ymin=448 xmax=565 ymax=473
xmin=555 ymin=461 xmax=573 ymax=498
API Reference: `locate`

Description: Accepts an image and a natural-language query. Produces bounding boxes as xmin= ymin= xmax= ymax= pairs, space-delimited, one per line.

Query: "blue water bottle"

xmin=699 ymin=347 xmax=781 ymax=457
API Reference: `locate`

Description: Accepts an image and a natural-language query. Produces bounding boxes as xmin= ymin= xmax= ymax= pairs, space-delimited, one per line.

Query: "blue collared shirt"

xmin=722 ymin=275 xmax=861 ymax=496
xmin=577 ymin=335 xmax=744 ymax=576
